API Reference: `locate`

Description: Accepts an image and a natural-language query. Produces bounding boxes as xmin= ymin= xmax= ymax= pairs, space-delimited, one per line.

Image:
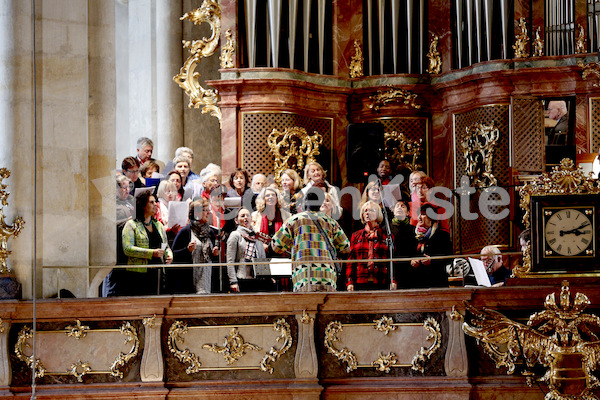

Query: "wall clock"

xmin=516 ymin=159 xmax=600 ymax=277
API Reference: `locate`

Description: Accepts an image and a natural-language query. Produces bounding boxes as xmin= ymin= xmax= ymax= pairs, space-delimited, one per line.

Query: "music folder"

xmin=253 ymin=258 xmax=293 ymax=277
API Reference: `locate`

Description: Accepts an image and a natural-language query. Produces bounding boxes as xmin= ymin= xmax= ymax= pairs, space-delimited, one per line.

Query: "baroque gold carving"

xmin=372 ymin=352 xmax=398 ymax=373
xmin=325 ymin=316 xmax=441 ymax=374
xmin=202 ymin=327 xmax=262 ymax=365
xmin=461 ymin=122 xmax=500 ymax=188
xmin=15 ymin=326 xmax=46 ymax=378
xmin=463 ymin=281 xmax=600 ymax=400
xmin=142 ymin=315 xmax=156 ymax=327
xmin=384 ymin=131 xmax=423 ymax=172
xmin=516 ymin=159 xmax=600 ymax=276
xmin=368 ymin=85 xmax=421 ymax=112
xmin=268 ymin=126 xmax=323 ymax=185
xmin=324 ymin=321 xmax=358 ymax=372
xmin=173 ymin=0 xmax=222 ymax=127
xmin=14 ymin=321 xmax=138 ymax=380
xmin=220 ymin=29 xmax=235 ymax=69
xmin=513 ymin=17 xmax=529 ymax=58
xmin=533 ymin=27 xmax=544 ymax=57
xmin=427 ymin=34 xmax=441 ymax=75
xmin=300 ymin=310 xmax=314 ymax=325
xmin=576 ymin=24 xmax=586 ymax=54
xmin=578 ymin=60 xmax=600 ymax=87
xmin=0 ymin=168 xmax=25 ymax=274
xmin=70 ymin=360 xmax=91 ymax=382
xmin=349 ymin=40 xmax=364 ymax=78
xmin=411 ymin=317 xmax=442 ymax=373
xmin=260 ymin=318 xmax=293 ymax=374
xmin=374 ymin=316 xmax=397 ymax=335
xmin=110 ymin=322 xmax=140 ymax=378
xmin=168 ymin=320 xmax=203 ymax=374
xmin=65 ymin=320 xmax=90 ymax=340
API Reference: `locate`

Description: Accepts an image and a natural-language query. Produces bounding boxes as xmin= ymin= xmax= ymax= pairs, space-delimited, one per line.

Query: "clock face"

xmin=543 ymin=207 xmax=595 ymax=257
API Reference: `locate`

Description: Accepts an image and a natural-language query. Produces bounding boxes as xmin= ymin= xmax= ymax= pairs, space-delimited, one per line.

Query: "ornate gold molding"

xmin=384 ymin=131 xmax=423 ymax=172
xmin=532 ymin=27 xmax=544 ymax=57
xmin=268 ymin=126 xmax=323 ymax=185
xmin=463 ymin=281 xmax=600 ymax=399
xmin=516 ymin=159 xmax=600 ymax=276
xmin=14 ymin=321 xmax=139 ymax=381
xmin=300 ymin=310 xmax=314 ymax=325
xmin=324 ymin=321 xmax=358 ymax=372
xmin=0 ymin=168 xmax=24 ymax=274
xmin=578 ymin=60 xmax=600 ymax=87
xmin=168 ymin=319 xmax=292 ymax=374
xmin=324 ymin=316 xmax=441 ymax=374
xmin=220 ymin=29 xmax=235 ymax=69
xmin=461 ymin=122 xmax=500 ymax=188
xmin=513 ymin=17 xmax=529 ymax=58
xmin=576 ymin=24 xmax=586 ymax=54
xmin=349 ymin=40 xmax=364 ymax=78
xmin=427 ymin=34 xmax=441 ymax=75
xmin=168 ymin=320 xmax=203 ymax=374
xmin=411 ymin=317 xmax=442 ymax=373
xmin=173 ymin=0 xmax=222 ymax=127
xmin=368 ymin=85 xmax=421 ymax=112
xmin=202 ymin=327 xmax=262 ymax=365
xmin=65 ymin=320 xmax=89 ymax=340
xmin=142 ymin=315 xmax=156 ymax=328
xmin=260 ymin=318 xmax=293 ymax=374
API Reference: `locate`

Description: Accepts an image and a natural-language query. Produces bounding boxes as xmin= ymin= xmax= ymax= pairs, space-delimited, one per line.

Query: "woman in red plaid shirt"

xmin=346 ymin=201 xmax=397 ymax=291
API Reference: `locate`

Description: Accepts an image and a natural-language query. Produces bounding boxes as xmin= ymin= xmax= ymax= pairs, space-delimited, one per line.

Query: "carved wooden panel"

xmin=453 ymin=105 xmax=511 ymax=254
xmin=241 ymin=112 xmax=333 ymax=177
xmin=512 ymin=97 xmax=544 ymax=173
xmin=590 ymin=97 xmax=600 ymax=153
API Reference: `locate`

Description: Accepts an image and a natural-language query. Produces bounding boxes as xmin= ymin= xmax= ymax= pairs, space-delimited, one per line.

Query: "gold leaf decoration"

xmin=260 ymin=318 xmax=293 ymax=374
xmin=368 ymin=85 xmax=421 ymax=112
xmin=324 ymin=321 xmax=358 ymax=373
xmin=65 ymin=320 xmax=90 ymax=340
xmin=168 ymin=320 xmax=203 ymax=374
xmin=202 ymin=327 xmax=262 ymax=366
xmin=411 ymin=317 xmax=442 ymax=373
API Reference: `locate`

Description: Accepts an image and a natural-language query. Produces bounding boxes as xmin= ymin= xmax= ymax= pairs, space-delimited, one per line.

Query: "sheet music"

xmin=382 ymin=184 xmax=402 ymax=208
xmin=270 ymin=258 xmax=292 ymax=275
xmin=468 ymin=257 xmax=491 ymax=287
xmin=134 ymin=186 xmax=155 ymax=197
xmin=167 ymin=201 xmax=189 ymax=228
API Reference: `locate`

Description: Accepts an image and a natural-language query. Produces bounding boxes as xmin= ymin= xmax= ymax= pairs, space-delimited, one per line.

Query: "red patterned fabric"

xmin=346 ymin=226 xmax=394 ymax=287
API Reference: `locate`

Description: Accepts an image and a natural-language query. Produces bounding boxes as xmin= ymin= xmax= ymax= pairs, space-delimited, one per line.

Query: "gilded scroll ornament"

xmin=576 ymin=24 xmax=586 ymax=54
xmin=70 ymin=360 xmax=91 ymax=382
xmin=168 ymin=320 xmax=203 ymax=374
xmin=579 ymin=60 xmax=600 ymax=86
xmin=461 ymin=122 xmax=500 ymax=188
xmin=516 ymin=159 xmax=600 ymax=276
xmin=513 ymin=17 xmax=529 ymax=58
xmin=65 ymin=320 xmax=90 ymax=340
xmin=142 ymin=315 xmax=156 ymax=328
xmin=324 ymin=321 xmax=358 ymax=373
xmin=372 ymin=352 xmax=398 ymax=373
xmin=427 ymin=34 xmax=441 ymax=75
xmin=220 ymin=29 xmax=235 ymax=69
xmin=463 ymin=281 xmax=600 ymax=400
xmin=533 ymin=27 xmax=544 ymax=57
xmin=411 ymin=317 xmax=442 ymax=373
xmin=268 ymin=127 xmax=322 ymax=185
xmin=300 ymin=310 xmax=314 ymax=325
xmin=15 ymin=326 xmax=46 ymax=378
xmin=173 ymin=0 xmax=222 ymax=127
xmin=368 ymin=85 xmax=421 ymax=112
xmin=110 ymin=322 xmax=140 ymax=378
xmin=384 ymin=131 xmax=423 ymax=172
xmin=349 ymin=40 xmax=364 ymax=78
xmin=260 ymin=318 xmax=293 ymax=374
xmin=202 ymin=327 xmax=262 ymax=366
xmin=374 ymin=316 xmax=397 ymax=335
xmin=0 ymin=168 xmax=24 ymax=274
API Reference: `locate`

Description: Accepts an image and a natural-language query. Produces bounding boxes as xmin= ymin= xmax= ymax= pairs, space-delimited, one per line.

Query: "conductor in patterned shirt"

xmin=271 ymin=189 xmax=350 ymax=292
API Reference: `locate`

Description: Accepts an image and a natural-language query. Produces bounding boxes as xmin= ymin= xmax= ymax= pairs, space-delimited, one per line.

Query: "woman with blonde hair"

xmin=300 ymin=161 xmax=342 ymax=218
xmin=280 ymin=168 xmax=301 ymax=214
xmin=252 ymin=186 xmax=291 ymax=256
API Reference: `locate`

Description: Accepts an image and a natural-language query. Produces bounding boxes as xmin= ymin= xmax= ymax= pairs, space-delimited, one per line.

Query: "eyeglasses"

xmin=126 ymin=169 xmax=139 ymax=175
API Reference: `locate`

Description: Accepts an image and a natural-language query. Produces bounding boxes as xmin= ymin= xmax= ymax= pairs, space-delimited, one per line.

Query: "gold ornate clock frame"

xmin=516 ymin=158 xmax=600 ymax=277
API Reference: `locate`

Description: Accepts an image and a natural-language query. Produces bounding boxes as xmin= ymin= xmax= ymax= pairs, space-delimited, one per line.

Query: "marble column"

xmin=0 ymin=0 xmax=36 ymax=298
xmin=155 ymin=0 xmax=183 ymax=165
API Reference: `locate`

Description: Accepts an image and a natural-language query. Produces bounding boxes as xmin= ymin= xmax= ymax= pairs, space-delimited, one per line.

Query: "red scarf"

xmin=261 ymin=209 xmax=283 ymax=235
xmin=364 ymin=224 xmax=380 ymax=272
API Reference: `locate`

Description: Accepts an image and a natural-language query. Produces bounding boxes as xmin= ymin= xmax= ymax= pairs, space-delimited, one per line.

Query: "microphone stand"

xmin=376 ymin=179 xmax=395 ymax=288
